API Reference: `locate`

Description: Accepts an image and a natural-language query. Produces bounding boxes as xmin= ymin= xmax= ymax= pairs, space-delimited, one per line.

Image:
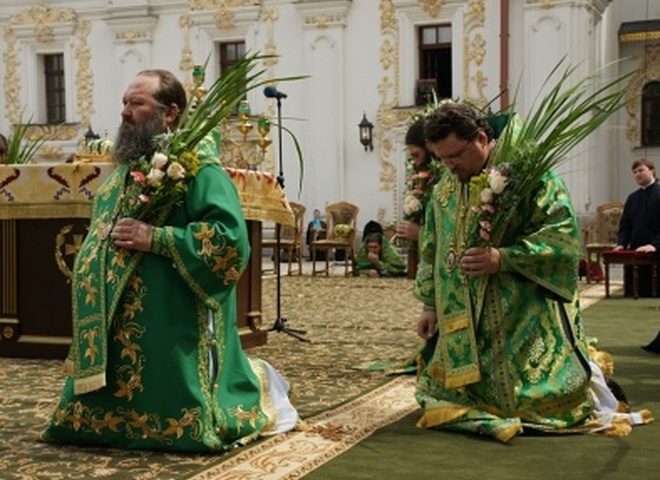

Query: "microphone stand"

xmin=269 ymin=94 xmax=309 ymax=342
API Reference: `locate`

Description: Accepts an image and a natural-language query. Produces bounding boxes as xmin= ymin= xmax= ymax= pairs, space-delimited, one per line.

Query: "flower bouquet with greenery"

xmin=467 ymin=61 xmax=634 ymax=248
xmin=402 ymin=155 xmax=444 ymax=225
xmin=117 ymin=52 xmax=304 ymax=224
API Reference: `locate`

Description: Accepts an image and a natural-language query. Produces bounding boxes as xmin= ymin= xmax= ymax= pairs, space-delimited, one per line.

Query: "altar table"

xmin=0 ymin=163 xmax=292 ymax=359
xmin=602 ymin=250 xmax=658 ymax=299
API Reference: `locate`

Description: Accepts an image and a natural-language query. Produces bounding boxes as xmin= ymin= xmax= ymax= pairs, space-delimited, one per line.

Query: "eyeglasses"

xmin=440 ymin=140 xmax=471 ymax=164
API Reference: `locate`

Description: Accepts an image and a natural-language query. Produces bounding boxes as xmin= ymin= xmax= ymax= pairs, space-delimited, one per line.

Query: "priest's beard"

xmin=113 ymin=113 xmax=167 ymax=164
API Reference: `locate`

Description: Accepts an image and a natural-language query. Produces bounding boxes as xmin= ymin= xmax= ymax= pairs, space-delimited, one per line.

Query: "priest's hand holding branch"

xmin=461 ymin=247 xmax=501 ymax=276
xmin=111 ymin=218 xmax=154 ymax=252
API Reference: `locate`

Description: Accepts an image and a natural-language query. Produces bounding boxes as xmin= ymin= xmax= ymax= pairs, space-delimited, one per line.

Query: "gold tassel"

xmin=444 ymin=369 xmax=481 ymax=389
xmin=493 ymin=423 xmax=523 ymax=443
xmin=639 ymin=409 xmax=654 ymax=425
xmin=73 ymin=372 xmax=106 ymax=395
xmin=416 ymin=406 xmax=470 ymax=429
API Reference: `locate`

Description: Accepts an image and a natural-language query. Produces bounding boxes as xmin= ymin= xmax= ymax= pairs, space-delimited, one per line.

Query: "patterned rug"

xmin=0 ymin=276 xmax=615 ymax=479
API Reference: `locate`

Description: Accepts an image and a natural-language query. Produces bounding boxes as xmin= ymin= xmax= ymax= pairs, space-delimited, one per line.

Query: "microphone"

xmin=264 ymin=86 xmax=288 ymax=99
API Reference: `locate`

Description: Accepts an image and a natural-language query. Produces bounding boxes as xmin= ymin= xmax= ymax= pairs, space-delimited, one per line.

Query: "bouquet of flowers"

xmin=466 ymin=61 xmax=634 ymax=248
xmin=402 ymin=155 xmax=443 ymax=225
xmin=116 ymin=52 xmax=304 ymax=224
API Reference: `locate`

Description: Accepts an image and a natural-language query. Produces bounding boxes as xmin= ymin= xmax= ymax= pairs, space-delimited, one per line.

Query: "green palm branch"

xmin=172 ymin=52 xmax=307 ymax=192
xmin=177 ymin=52 xmax=306 ymax=152
xmin=486 ymin=61 xmax=635 ymax=238
xmin=5 ymin=115 xmax=49 ymax=164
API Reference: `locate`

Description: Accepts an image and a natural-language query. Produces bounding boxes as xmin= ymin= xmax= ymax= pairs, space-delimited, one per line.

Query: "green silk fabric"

xmin=355 ymin=236 xmax=406 ymax=277
xmin=42 ymin=137 xmax=280 ymax=452
xmin=413 ymin=169 xmax=593 ymax=441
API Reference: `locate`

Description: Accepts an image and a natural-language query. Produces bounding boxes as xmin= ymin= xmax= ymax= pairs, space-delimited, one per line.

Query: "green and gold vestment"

xmin=355 ymin=236 xmax=406 ymax=277
xmin=42 ymin=138 xmax=288 ymax=452
xmin=414 ymin=169 xmax=593 ymax=442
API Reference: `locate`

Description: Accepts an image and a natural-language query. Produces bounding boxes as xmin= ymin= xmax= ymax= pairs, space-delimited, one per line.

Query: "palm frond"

xmin=480 ymin=60 xmax=635 ymax=246
xmin=5 ymin=115 xmax=49 ymax=164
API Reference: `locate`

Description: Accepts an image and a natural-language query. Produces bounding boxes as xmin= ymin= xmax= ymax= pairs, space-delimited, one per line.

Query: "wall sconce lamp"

xmin=358 ymin=113 xmax=374 ymax=151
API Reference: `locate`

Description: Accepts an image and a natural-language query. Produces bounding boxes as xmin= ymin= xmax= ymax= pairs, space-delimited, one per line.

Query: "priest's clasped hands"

xmin=110 ymin=218 xmax=154 ymax=252
xmin=460 ymin=246 xmax=501 ymax=276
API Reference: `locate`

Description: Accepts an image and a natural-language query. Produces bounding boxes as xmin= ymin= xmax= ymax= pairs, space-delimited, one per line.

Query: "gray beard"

xmin=112 ymin=115 xmax=167 ymax=164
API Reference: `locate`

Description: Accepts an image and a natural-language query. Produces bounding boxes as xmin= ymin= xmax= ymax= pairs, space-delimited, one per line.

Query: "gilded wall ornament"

xmin=10 ymin=4 xmax=76 ymax=43
xmin=625 ymin=44 xmax=660 ymax=145
xmin=37 ymin=145 xmax=65 ymax=161
xmin=526 ymin=0 xmax=555 ymax=8
xmin=376 ymin=0 xmax=401 ymax=195
xmin=3 ymin=27 xmax=21 ymax=124
xmin=303 ymin=14 xmax=347 ymax=29
xmin=179 ymin=15 xmax=195 ymax=76
xmin=190 ymin=0 xmax=259 ymax=10
xmin=3 ymin=5 xmax=92 ymax=133
xmin=75 ymin=20 xmax=93 ymax=129
xmin=463 ymin=0 xmax=487 ymax=106
xmin=215 ymin=9 xmax=236 ymax=29
xmin=417 ymin=0 xmax=446 ymax=17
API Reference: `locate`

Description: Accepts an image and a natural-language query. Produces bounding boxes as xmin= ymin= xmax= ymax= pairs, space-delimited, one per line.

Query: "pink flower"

xmin=482 ymin=204 xmax=496 ymax=214
xmin=130 ymin=171 xmax=146 ymax=183
xmin=479 ymin=220 xmax=493 ymax=232
xmin=416 ymin=170 xmax=431 ymax=179
xmin=480 ymin=229 xmax=491 ymax=241
xmin=138 ymin=193 xmax=150 ymax=203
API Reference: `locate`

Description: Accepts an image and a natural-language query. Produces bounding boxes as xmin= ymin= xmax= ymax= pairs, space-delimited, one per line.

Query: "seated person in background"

xmin=306 ymin=208 xmax=327 ymax=260
xmin=614 ymin=158 xmax=660 ymax=297
xmin=355 ymin=231 xmax=406 ymax=277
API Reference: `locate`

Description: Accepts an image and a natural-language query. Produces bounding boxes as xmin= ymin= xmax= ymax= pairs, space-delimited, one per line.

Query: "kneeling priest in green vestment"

xmin=42 ymin=68 xmax=298 ymax=452
xmin=413 ymin=101 xmax=652 ymax=442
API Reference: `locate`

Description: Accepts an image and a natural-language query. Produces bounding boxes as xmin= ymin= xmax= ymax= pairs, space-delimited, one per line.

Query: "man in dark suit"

xmin=614 ymin=158 xmax=660 ymax=297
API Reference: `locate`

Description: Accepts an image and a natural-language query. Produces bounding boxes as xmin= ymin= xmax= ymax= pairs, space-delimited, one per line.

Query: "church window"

xmin=219 ymin=41 xmax=246 ymax=75
xmin=43 ymin=53 xmax=66 ymax=125
xmin=219 ymin=41 xmax=246 ymax=113
xmin=417 ymin=25 xmax=452 ymax=105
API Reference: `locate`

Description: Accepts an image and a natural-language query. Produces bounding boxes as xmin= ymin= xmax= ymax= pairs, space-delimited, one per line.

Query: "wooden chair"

xmin=311 ymin=201 xmax=359 ymax=276
xmin=262 ymin=202 xmax=306 ymax=275
xmin=582 ymin=201 xmax=624 ymax=283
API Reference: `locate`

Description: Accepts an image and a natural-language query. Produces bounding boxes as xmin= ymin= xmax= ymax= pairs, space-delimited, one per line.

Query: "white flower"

xmin=166 ymin=161 xmax=186 ymax=180
xmin=488 ymin=170 xmax=508 ymax=194
xmin=480 ymin=188 xmax=494 ymax=204
xmin=146 ymin=168 xmax=165 ymax=187
xmin=403 ymin=194 xmax=422 ymax=216
xmin=151 ymin=152 xmax=168 ymax=170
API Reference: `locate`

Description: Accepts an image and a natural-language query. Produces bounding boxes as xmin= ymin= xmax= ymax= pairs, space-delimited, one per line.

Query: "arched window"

xmin=642 ymin=81 xmax=660 ymax=146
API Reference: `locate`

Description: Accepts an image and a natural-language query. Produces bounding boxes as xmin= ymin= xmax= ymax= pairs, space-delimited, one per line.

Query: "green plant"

xmin=5 ymin=115 xmax=49 ymax=164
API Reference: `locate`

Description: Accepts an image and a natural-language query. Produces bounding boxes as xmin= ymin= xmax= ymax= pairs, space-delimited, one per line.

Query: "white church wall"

xmin=0 ymin=0 xmax=656 ymax=232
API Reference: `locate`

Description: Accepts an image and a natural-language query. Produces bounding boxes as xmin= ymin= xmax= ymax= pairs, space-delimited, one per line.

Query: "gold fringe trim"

xmin=440 ymin=315 xmax=469 ymax=334
xmin=639 ymin=409 xmax=654 ymax=425
xmin=427 ymin=363 xmax=445 ymax=381
xmin=493 ymin=423 xmax=523 ymax=443
xmin=416 ymin=405 xmax=471 ymax=429
xmin=444 ymin=369 xmax=480 ymax=389
xmin=73 ymin=372 xmax=106 ymax=395
xmin=62 ymin=359 xmax=74 ymax=376
xmin=249 ymin=358 xmax=278 ymax=435
xmin=597 ymin=418 xmax=633 ymax=438
xmin=0 ymin=204 xmax=92 ymax=220
xmin=588 ymin=345 xmax=614 ymax=379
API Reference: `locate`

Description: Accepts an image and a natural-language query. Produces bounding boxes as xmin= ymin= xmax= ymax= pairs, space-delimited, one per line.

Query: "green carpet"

xmin=303 ymin=297 xmax=660 ymax=480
